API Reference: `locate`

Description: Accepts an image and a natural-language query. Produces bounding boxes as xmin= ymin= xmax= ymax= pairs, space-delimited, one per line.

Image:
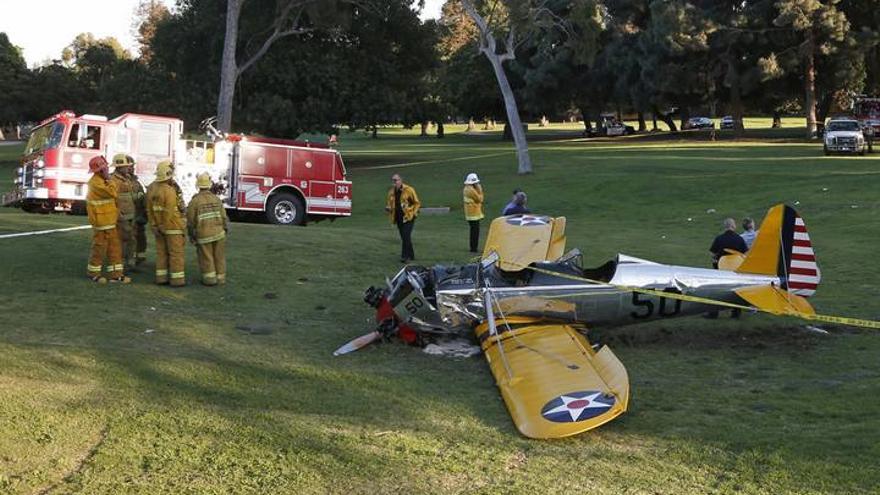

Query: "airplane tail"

xmin=735 ymin=204 xmax=821 ymax=297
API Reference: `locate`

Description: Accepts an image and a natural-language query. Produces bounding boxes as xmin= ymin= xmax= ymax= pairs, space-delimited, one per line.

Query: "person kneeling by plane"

xmin=187 ymin=173 xmax=228 ymax=286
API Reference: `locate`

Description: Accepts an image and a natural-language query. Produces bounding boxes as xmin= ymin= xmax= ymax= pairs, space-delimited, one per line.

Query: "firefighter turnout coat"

xmin=186 ymin=190 xmax=229 ymax=285
xmin=111 ymin=171 xmax=138 ymax=267
xmin=146 ymin=180 xmax=187 ymax=286
xmin=385 ymin=184 xmax=421 ymax=224
xmin=86 ymin=174 xmax=124 ymax=278
xmin=463 ymin=184 xmax=485 ymax=221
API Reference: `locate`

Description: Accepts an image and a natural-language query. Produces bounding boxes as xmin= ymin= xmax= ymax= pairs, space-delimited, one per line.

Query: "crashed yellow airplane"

xmin=337 ymin=204 xmax=870 ymax=439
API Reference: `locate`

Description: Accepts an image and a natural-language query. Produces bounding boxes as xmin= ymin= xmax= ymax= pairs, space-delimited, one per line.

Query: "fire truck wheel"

xmin=267 ymin=193 xmax=305 ymax=226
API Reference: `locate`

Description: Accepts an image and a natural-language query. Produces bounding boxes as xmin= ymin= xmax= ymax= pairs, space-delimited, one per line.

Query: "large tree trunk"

xmin=728 ymin=59 xmax=745 ymax=137
xmin=804 ymin=30 xmax=818 ymax=138
xmin=217 ymin=0 xmax=243 ymax=133
xmin=679 ymin=105 xmax=690 ymax=130
xmin=637 ymin=111 xmax=646 ymax=132
xmin=461 ymin=0 xmax=531 ymax=174
xmin=436 ymin=121 xmax=444 ymax=138
xmin=655 ymin=106 xmax=677 ymax=132
xmin=816 ymin=92 xmax=833 ymax=127
xmin=488 ymin=56 xmax=532 ymax=174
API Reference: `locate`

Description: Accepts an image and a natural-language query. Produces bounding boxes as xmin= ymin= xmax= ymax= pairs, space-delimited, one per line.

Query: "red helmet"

xmin=89 ymin=156 xmax=108 ymax=173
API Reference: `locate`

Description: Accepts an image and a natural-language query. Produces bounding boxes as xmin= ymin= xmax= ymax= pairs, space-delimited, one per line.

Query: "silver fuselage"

xmin=395 ymin=255 xmax=779 ymax=335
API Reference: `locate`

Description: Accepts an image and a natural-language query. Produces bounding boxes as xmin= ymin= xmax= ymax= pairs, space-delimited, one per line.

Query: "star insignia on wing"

xmin=506 ymin=214 xmax=550 ymax=227
xmin=541 ymin=391 xmax=615 ymax=423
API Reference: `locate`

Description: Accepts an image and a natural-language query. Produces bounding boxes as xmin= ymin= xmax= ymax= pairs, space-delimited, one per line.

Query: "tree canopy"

xmin=2 ymin=0 xmax=879 ymax=144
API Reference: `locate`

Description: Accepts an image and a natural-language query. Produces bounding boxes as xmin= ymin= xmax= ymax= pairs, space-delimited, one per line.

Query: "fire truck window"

xmin=140 ymin=121 xmax=171 ymax=156
xmin=83 ymin=126 xmax=101 ymax=149
xmin=68 ymin=123 xmax=81 ymax=147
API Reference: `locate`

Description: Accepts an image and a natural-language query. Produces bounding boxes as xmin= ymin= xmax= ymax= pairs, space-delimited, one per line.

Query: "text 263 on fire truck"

xmin=8 ymin=111 xmax=352 ymax=225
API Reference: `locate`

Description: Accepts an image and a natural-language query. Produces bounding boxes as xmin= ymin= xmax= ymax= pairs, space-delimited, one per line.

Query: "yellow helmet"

xmin=196 ymin=172 xmax=212 ymax=189
xmin=113 ymin=153 xmax=134 ymax=167
xmin=155 ymin=160 xmax=173 ymax=181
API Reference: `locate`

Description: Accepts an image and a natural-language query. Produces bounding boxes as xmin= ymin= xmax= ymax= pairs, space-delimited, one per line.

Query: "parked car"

xmin=720 ymin=116 xmax=741 ymax=129
xmin=823 ymin=118 xmax=867 ymax=155
xmin=599 ymin=115 xmax=635 ymax=136
xmin=684 ymin=117 xmax=715 ymax=130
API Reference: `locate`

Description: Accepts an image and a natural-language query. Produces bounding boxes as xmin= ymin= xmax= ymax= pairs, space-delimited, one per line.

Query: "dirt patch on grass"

xmin=592 ymin=321 xmax=835 ymax=354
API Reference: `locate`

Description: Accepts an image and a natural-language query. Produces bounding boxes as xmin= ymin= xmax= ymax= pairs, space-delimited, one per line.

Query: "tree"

xmin=133 ymin=0 xmax=171 ymax=62
xmin=0 ymin=33 xmax=30 ymax=133
xmin=216 ymin=0 xmax=366 ymax=132
xmin=773 ymin=0 xmax=849 ymax=137
xmin=459 ymin=0 xmax=534 ymax=174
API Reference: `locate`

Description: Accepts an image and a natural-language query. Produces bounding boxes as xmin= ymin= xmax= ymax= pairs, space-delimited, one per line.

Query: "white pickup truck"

xmin=823 ymin=118 xmax=867 ymax=155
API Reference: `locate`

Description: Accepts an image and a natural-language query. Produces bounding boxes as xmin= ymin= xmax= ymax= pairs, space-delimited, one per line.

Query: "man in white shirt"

xmin=740 ymin=217 xmax=757 ymax=250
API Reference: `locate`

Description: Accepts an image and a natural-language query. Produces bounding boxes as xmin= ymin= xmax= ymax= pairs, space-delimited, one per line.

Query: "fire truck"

xmin=9 ymin=110 xmax=352 ymax=225
xmin=853 ymin=95 xmax=880 ymax=135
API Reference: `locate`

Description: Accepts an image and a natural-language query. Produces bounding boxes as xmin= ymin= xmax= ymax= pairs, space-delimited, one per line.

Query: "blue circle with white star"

xmin=541 ymin=391 xmax=616 ymax=423
xmin=505 ymin=214 xmax=551 ymax=227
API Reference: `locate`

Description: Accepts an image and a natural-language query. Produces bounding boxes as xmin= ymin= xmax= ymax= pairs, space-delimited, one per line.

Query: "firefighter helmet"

xmin=464 ymin=172 xmax=480 ymax=185
xmin=155 ymin=160 xmax=173 ymax=181
xmin=196 ymin=172 xmax=212 ymax=189
xmin=112 ymin=153 xmax=134 ymax=167
xmin=89 ymin=156 xmax=108 ymax=173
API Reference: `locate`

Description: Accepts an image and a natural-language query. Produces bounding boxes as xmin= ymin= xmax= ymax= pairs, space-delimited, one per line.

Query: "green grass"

xmin=1 ymin=121 xmax=879 ymax=494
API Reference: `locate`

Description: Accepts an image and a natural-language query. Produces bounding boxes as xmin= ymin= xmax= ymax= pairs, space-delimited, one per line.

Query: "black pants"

xmin=397 ymin=220 xmax=415 ymax=261
xmin=468 ymin=220 xmax=480 ymax=253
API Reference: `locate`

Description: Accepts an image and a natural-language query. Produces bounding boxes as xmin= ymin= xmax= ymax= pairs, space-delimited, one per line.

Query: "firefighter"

xmin=130 ymin=156 xmax=148 ymax=265
xmin=187 ymin=172 xmax=228 ymax=285
xmin=146 ymin=160 xmax=187 ymax=286
xmin=86 ymin=156 xmax=131 ymax=284
xmin=110 ymin=154 xmax=138 ymax=270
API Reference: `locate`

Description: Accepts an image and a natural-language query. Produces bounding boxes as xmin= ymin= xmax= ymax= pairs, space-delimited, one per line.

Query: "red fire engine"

xmin=853 ymin=95 xmax=880 ymax=135
xmin=9 ymin=110 xmax=352 ymax=225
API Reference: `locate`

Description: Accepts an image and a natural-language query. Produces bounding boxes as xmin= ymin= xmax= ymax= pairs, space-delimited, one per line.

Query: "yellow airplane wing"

xmin=735 ymin=285 xmax=815 ymax=316
xmin=482 ymin=215 xmax=566 ymax=271
xmin=475 ymin=317 xmax=629 ymax=439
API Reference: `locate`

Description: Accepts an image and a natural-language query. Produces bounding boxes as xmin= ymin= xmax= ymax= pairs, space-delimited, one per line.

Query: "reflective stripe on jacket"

xmin=463 ymin=184 xmax=484 ymax=221
xmin=86 ymin=174 xmax=119 ymax=230
xmin=186 ymin=190 xmax=228 ymax=244
xmin=146 ymin=180 xmax=186 ymax=234
xmin=386 ymin=184 xmax=421 ymax=224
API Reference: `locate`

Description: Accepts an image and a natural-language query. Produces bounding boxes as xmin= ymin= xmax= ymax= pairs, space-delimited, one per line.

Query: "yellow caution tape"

xmin=502 ymin=262 xmax=880 ymax=331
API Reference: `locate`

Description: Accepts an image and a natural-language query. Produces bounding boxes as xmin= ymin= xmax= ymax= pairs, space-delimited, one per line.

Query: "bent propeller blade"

xmin=333 ymin=330 xmax=382 ymax=356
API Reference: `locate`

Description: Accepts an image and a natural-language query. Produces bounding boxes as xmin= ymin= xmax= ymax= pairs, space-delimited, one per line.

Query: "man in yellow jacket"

xmin=146 ymin=160 xmax=187 ymax=286
xmin=111 ymin=154 xmax=138 ymax=270
xmin=86 ymin=156 xmax=131 ymax=284
xmin=186 ymin=173 xmax=228 ymax=286
xmin=385 ymin=173 xmax=420 ymax=262
xmin=462 ymin=172 xmax=485 ymax=253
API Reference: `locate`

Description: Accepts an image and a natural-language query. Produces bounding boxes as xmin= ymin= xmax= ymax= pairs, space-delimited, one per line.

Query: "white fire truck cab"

xmin=10 ymin=110 xmax=352 ymax=225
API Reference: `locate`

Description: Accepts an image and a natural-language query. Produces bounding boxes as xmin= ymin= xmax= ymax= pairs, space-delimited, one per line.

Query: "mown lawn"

xmin=1 ymin=121 xmax=879 ymax=494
